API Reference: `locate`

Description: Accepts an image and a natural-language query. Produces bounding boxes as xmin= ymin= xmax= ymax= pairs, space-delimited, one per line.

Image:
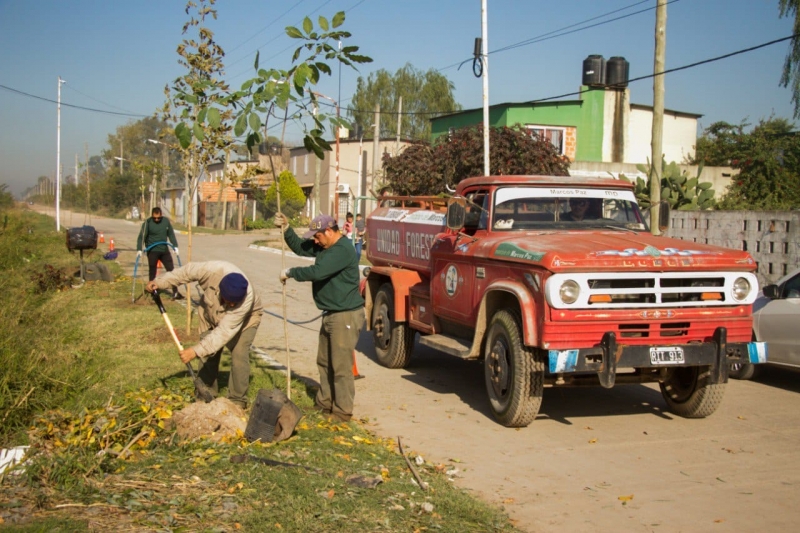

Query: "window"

xmin=526 ymin=125 xmax=566 ymax=155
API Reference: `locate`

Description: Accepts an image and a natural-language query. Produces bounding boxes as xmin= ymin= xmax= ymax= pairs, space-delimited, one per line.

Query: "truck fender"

xmin=364 ymin=268 xmax=423 ymax=328
xmin=474 ymin=280 xmax=539 ymax=353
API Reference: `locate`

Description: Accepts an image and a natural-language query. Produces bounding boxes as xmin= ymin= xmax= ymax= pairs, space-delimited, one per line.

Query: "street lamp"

xmin=311 ymin=91 xmax=340 ymax=223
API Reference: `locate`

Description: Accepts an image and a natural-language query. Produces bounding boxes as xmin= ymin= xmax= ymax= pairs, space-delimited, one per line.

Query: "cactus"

xmin=623 ymin=159 xmax=716 ymax=210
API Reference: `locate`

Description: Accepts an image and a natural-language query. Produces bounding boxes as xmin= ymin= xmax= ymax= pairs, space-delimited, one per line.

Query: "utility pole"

xmin=120 ymin=139 xmax=124 ymax=175
xmin=481 ymin=0 xmax=490 ymax=176
xmin=56 ymin=76 xmax=65 ymax=231
xmin=396 ymin=96 xmax=402 ymax=154
xmin=313 ymin=100 xmax=321 ymax=216
xmin=650 ymin=0 xmax=667 ymax=236
xmin=85 ymin=142 xmax=90 ymax=220
xmin=372 ymin=103 xmax=380 ymax=196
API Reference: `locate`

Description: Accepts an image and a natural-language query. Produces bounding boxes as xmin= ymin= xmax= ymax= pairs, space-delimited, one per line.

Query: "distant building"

xmin=289 ymin=133 xmax=413 ymax=225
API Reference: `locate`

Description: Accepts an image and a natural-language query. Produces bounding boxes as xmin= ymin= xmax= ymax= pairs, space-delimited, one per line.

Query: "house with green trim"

xmin=430 ymin=86 xmax=701 ymax=166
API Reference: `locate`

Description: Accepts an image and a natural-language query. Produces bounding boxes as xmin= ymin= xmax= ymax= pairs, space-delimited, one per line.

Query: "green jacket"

xmin=283 ymin=228 xmax=364 ymax=312
xmin=136 ymin=216 xmax=178 ymax=253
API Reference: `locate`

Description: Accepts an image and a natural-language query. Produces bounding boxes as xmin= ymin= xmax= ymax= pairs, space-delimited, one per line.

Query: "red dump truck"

xmin=361 ymin=175 xmax=768 ymax=427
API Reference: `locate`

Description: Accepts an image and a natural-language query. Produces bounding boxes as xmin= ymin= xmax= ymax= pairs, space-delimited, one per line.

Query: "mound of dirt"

xmin=169 ymin=398 xmax=247 ymax=441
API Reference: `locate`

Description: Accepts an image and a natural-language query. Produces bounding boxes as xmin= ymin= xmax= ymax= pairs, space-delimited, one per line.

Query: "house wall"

xmin=430 ymin=88 xmax=697 ymax=167
xmin=628 ymin=107 xmax=697 ymax=164
xmin=290 ymin=139 xmax=412 ymax=224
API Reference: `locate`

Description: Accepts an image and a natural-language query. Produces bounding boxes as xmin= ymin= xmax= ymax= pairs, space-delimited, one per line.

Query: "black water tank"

xmin=582 ymin=55 xmax=606 ymax=87
xmin=606 ymin=56 xmax=630 ymax=89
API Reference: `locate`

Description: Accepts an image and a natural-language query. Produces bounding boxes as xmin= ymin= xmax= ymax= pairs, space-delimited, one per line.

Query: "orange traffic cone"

xmin=98 ymin=232 xmax=105 ymax=244
xmin=109 ymin=238 xmax=115 ymax=252
xmin=353 ymin=350 xmax=364 ymax=380
xmin=156 ymin=260 xmax=163 ymax=276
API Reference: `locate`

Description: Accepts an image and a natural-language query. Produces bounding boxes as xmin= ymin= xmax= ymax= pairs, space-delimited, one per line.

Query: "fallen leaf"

xmin=503 ymin=498 xmax=515 ymax=504
xmin=714 ymin=519 xmax=725 ymax=523
xmin=584 ymin=426 xmax=593 ymax=430
xmin=618 ymin=494 xmax=634 ymax=502
xmin=589 ymin=438 xmax=598 ymax=444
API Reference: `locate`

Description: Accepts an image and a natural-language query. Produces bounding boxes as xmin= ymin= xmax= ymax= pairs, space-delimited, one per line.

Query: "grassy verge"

xmin=0 ymin=209 xmax=518 ymax=532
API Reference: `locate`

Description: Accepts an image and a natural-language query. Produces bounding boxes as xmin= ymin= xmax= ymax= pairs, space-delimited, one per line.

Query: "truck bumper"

xmin=547 ymin=327 xmax=768 ymax=388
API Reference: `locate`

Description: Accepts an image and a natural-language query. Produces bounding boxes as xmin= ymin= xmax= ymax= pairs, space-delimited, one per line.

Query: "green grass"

xmin=0 ymin=208 xmax=519 ymax=532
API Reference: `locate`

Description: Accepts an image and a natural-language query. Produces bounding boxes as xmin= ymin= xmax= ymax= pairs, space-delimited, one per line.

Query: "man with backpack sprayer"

xmin=137 ymin=207 xmax=182 ymax=300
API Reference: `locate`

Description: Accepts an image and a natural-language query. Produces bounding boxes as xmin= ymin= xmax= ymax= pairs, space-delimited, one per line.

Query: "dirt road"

xmin=49 ymin=209 xmax=800 ymax=532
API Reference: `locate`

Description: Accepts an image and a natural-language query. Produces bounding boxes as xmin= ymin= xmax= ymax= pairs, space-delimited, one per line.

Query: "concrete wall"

xmin=569 ymin=161 xmax=737 ymax=198
xmin=667 ymin=210 xmax=800 ymax=287
xmin=628 ymin=107 xmax=698 ymax=165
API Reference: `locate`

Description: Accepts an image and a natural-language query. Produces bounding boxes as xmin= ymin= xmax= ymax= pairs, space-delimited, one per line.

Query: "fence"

xmin=667 ymin=210 xmax=800 ymax=287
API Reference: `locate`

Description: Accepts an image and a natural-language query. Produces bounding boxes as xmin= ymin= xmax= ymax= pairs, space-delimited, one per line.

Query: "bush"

xmin=243 ymin=217 xmax=270 ymax=230
xmin=263 ymin=170 xmax=306 ymax=219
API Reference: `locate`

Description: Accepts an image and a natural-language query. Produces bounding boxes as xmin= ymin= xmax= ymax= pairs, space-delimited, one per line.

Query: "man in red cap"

xmin=147 ymin=261 xmax=262 ymax=408
xmin=274 ymin=212 xmax=364 ymax=422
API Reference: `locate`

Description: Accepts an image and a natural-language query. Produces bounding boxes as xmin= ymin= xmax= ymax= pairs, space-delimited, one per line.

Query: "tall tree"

xmin=780 ymin=0 xmax=800 ymax=118
xmin=162 ymin=0 xmax=235 ymax=249
xmin=348 ymin=63 xmax=460 ymax=141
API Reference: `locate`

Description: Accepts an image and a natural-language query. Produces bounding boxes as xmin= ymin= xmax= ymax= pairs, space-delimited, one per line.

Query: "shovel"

xmin=149 ymin=290 xmax=215 ymax=403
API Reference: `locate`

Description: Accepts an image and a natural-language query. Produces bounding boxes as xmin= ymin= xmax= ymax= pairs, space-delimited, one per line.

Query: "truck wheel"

xmin=484 ymin=309 xmax=543 ymax=427
xmin=372 ymin=284 xmax=414 ymax=368
xmin=659 ymin=366 xmax=725 ymax=418
xmin=729 ymin=361 xmax=755 ymax=380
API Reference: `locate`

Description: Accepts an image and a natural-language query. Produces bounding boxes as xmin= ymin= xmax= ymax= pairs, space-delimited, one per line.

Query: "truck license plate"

xmin=650 ymin=346 xmax=685 ymax=365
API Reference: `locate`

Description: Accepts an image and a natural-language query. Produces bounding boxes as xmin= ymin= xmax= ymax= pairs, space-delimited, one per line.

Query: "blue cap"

xmin=303 ymin=214 xmax=336 ymax=238
xmin=219 ymin=272 xmax=248 ymax=303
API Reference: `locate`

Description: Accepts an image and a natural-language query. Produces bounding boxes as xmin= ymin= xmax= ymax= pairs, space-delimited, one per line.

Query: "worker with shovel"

xmin=147 ymin=261 xmax=262 ymax=409
xmin=274 ymin=213 xmax=365 ymax=423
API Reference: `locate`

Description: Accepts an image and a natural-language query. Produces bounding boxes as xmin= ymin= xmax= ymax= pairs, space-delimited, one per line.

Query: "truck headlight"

xmin=559 ymin=280 xmax=580 ymax=304
xmin=732 ymin=277 xmax=751 ymax=302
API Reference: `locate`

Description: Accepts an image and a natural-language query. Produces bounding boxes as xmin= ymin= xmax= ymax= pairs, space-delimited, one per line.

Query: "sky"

xmin=0 ymin=0 xmax=795 ymax=197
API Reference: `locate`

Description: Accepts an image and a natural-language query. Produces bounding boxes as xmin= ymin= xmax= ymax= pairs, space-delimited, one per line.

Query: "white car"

xmin=730 ymin=267 xmax=800 ymax=379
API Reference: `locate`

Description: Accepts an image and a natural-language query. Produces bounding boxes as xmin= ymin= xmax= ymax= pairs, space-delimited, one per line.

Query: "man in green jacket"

xmin=137 ymin=207 xmax=182 ymax=299
xmin=274 ymin=213 xmax=365 ymax=422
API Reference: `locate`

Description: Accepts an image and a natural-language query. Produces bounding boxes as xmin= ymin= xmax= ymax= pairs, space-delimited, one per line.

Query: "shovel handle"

xmin=150 ymin=291 xmax=184 ymax=351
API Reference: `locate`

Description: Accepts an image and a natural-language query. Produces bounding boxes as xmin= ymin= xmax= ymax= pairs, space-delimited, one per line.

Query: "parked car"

xmin=730 ymin=267 xmax=800 ymax=379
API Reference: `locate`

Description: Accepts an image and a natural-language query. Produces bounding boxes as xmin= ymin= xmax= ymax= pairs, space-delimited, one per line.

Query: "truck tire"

xmin=659 ymin=366 xmax=725 ymax=418
xmin=729 ymin=332 xmax=758 ymax=380
xmin=484 ymin=309 xmax=543 ymax=427
xmin=729 ymin=361 xmax=756 ymax=380
xmin=372 ymin=284 xmax=414 ymax=368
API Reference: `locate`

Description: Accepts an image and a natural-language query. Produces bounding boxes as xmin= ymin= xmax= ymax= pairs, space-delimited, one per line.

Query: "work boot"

xmin=172 ymin=291 xmax=185 ymax=300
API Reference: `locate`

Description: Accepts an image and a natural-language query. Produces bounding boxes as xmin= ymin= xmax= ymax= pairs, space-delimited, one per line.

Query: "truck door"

xmin=431 ymin=190 xmax=489 ymax=325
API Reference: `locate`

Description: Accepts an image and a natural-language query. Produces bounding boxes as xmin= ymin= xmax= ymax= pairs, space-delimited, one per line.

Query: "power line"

xmin=528 ymin=34 xmax=800 ymax=104
xmin=0 ymin=83 xmax=148 ymax=117
xmin=225 ymin=0 xmax=308 ymax=57
xmin=438 ymin=0 xmax=675 ymax=72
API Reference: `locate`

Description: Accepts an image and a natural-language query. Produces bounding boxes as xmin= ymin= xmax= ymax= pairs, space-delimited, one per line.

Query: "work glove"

xmin=137 ymin=250 xmax=142 ymax=258
xmin=174 ymin=248 xmax=179 ymax=256
xmin=273 ymin=212 xmax=289 ymax=230
xmin=280 ymin=268 xmax=291 ymax=283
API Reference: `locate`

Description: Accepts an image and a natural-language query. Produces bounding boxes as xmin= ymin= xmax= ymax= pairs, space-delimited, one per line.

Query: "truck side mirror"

xmin=446 ymin=196 xmax=467 ymax=231
xmin=658 ymin=200 xmax=670 ymax=232
xmin=762 ymin=284 xmax=780 ymax=299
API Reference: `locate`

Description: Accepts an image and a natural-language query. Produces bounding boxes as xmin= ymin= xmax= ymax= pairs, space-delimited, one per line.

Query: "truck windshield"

xmin=492 ymin=187 xmax=647 ymax=231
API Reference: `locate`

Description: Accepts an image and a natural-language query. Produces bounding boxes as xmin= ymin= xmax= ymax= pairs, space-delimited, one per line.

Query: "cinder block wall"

xmin=666 ymin=211 xmax=800 ymax=287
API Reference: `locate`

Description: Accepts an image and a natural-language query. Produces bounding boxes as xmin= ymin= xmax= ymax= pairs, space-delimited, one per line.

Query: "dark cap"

xmin=303 ymin=214 xmax=336 ymax=238
xmin=219 ymin=272 xmax=248 ymax=304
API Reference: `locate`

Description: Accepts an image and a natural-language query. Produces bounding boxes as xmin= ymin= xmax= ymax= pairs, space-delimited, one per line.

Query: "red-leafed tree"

xmin=382 ymin=125 xmax=570 ymax=196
